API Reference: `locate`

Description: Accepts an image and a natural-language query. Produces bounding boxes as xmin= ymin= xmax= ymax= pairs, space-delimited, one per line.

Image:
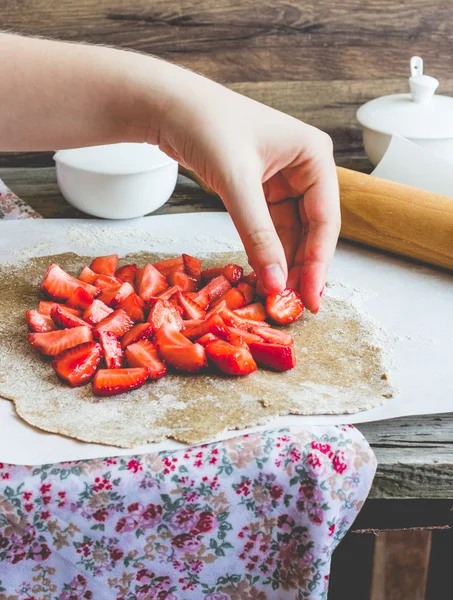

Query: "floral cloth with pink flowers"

xmin=0 ymin=178 xmax=41 ymax=220
xmin=0 ymin=427 xmax=376 ymax=600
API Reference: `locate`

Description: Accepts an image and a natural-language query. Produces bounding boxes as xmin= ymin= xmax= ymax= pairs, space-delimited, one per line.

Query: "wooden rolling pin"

xmin=180 ymin=166 xmax=453 ymax=271
xmin=337 ymin=167 xmax=453 ymax=271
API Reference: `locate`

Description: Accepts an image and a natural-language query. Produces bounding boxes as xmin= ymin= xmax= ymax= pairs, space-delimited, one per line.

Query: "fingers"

xmin=296 ymin=153 xmax=340 ymax=312
xmin=221 ymin=168 xmax=288 ymax=295
xmin=263 ymin=129 xmax=339 ymax=312
xmin=268 ymin=199 xmax=301 ymax=269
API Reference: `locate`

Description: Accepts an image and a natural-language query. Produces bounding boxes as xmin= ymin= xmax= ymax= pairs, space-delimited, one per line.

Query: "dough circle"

xmin=0 ymin=252 xmax=393 ymax=447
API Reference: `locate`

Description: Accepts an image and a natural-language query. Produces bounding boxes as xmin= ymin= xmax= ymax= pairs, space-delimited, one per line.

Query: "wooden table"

xmin=2 ymin=163 xmax=452 ymax=599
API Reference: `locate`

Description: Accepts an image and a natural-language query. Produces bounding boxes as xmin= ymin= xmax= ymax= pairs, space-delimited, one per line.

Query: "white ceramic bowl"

xmin=54 ymin=143 xmax=178 ymax=219
xmin=357 ymin=90 xmax=453 ymax=167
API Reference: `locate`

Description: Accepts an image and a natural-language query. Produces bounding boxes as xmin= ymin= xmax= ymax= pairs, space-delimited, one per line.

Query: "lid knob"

xmin=409 ymin=56 xmax=439 ymax=104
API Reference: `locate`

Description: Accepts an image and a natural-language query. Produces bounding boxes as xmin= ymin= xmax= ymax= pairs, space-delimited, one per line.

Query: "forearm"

xmin=0 ymin=33 xmax=200 ymax=151
xmin=0 ymin=34 xmax=338 ymax=308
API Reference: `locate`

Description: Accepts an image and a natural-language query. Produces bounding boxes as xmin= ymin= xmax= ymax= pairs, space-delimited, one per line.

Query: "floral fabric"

xmin=0 ymin=178 xmax=41 ymax=219
xmin=0 ymin=427 xmax=376 ymax=600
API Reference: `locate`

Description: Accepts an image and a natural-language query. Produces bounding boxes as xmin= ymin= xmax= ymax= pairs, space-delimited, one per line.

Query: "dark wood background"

xmin=1 ymin=0 xmax=453 ymax=169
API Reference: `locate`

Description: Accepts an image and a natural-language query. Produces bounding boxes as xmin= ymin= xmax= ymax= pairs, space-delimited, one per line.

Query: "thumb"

xmin=221 ymin=170 xmax=288 ymax=295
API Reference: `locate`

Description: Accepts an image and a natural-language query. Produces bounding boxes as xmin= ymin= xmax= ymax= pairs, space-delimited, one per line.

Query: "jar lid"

xmin=54 ymin=143 xmax=174 ymax=175
xmin=357 ymin=57 xmax=453 ymax=140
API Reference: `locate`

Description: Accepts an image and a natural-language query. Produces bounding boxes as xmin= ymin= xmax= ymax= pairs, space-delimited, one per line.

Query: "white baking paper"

xmin=372 ymin=135 xmax=453 ymax=196
xmin=0 ymin=213 xmax=452 ymax=464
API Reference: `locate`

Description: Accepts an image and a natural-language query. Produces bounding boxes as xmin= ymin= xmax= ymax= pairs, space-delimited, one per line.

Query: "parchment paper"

xmin=0 ymin=213 xmax=451 ymax=464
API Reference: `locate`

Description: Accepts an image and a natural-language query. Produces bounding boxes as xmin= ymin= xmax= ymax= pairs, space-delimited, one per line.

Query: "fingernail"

xmin=261 ymin=264 xmax=286 ymax=294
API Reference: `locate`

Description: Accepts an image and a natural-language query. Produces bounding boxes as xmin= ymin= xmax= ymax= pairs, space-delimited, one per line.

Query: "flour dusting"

xmin=68 ymin=224 xmax=178 ymax=251
xmin=193 ymin=235 xmax=243 ymax=252
xmin=0 ymin=251 xmax=396 ymax=448
xmin=325 ymin=279 xmax=401 ymax=373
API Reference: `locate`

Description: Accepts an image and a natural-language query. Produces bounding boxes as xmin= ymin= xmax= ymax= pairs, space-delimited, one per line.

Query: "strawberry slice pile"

xmin=26 ymin=253 xmax=305 ymax=397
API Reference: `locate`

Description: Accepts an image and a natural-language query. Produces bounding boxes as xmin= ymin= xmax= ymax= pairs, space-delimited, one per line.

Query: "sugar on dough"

xmin=0 ymin=252 xmax=394 ymax=448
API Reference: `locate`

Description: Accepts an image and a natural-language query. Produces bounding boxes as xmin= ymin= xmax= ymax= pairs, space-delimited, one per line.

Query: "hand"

xmin=0 ymin=34 xmax=338 ymax=313
xmin=157 ymin=77 xmax=340 ymax=313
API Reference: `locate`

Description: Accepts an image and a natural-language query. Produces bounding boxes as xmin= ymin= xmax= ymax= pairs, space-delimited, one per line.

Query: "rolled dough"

xmin=0 ymin=252 xmax=393 ymax=447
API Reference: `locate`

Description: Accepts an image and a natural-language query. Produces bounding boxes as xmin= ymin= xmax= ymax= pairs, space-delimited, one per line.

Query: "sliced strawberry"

xmin=166 ymin=271 xmax=197 ymax=292
xmin=182 ymin=253 xmax=202 ymax=282
xmin=241 ymin=271 xmax=258 ymax=286
xmin=234 ymin=302 xmax=266 ymax=321
xmin=159 ymin=344 xmax=207 ymax=373
xmin=83 ymin=299 xmax=114 ymax=326
xmin=223 ymin=263 xmax=244 ymax=285
xmin=121 ymin=322 xmax=154 ymax=348
xmin=205 ymin=340 xmax=257 ymax=376
xmin=26 ymin=310 xmax=57 ymax=333
xmin=226 ymin=327 xmax=263 ymax=347
xmin=66 ymin=286 xmax=95 ymax=311
xmin=202 ymin=265 xmax=243 ymax=285
xmin=94 ymin=309 xmax=134 ymax=338
xmin=38 ymin=301 xmax=82 ymax=317
xmin=205 ymin=299 xmax=227 ymax=319
xmin=117 ymin=292 xmax=145 ymax=323
xmin=90 ymin=254 xmax=119 ymax=276
xmin=266 ymin=289 xmax=304 ymax=324
xmin=153 ymin=256 xmax=184 ymax=277
xmin=176 ymin=291 xmax=206 ymax=320
xmin=79 ymin=266 xmax=98 ymax=284
xmin=115 ymin=284 xmax=136 ymax=307
xmin=155 ymin=323 xmax=192 ymax=348
xmin=94 ymin=275 xmax=122 ymax=290
xmin=98 ymin=331 xmax=124 ymax=369
xmin=93 ymin=368 xmax=149 ymax=397
xmin=52 ymin=341 xmax=102 ymax=386
xmin=182 ymin=319 xmax=203 ymax=329
xmin=41 ymin=264 xmax=99 ymax=301
xmin=148 ymin=299 xmax=184 ymax=332
xmin=125 ymin=340 xmax=166 ymax=379
xmin=29 ymin=326 xmax=92 ymax=356
xmin=155 ymin=285 xmax=181 ymax=301
xmin=186 ymin=291 xmax=210 ymax=310
xmin=237 ymin=282 xmax=255 ymax=305
xmin=197 ymin=275 xmax=231 ymax=304
xmin=136 ymin=264 xmax=168 ymax=302
xmin=211 ymin=288 xmax=245 ymax=311
xmin=183 ymin=314 xmax=230 ymax=341
xmin=51 ymin=305 xmax=90 ymax=329
xmin=167 ymin=263 xmax=186 ymax=277
xmin=97 ymin=285 xmax=123 ymax=308
xmin=169 ymin=296 xmax=184 ymax=313
xmin=250 ymin=326 xmax=294 ymax=346
xmin=201 ymin=267 xmax=223 ymax=282
xmin=98 ymin=282 xmax=134 ymax=308
xmin=226 ymin=337 xmax=248 ymax=349
xmin=220 ymin=308 xmax=269 ymax=331
xmin=115 ymin=264 xmax=137 ymax=286
xmin=195 ymin=333 xmax=221 ymax=346
xmin=248 ymin=342 xmax=296 ymax=372
xmin=155 ymin=325 xmax=206 ymax=373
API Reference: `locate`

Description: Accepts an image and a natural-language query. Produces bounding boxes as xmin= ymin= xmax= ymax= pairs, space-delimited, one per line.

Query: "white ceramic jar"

xmin=54 ymin=143 xmax=178 ymax=219
xmin=357 ymin=57 xmax=453 ymax=166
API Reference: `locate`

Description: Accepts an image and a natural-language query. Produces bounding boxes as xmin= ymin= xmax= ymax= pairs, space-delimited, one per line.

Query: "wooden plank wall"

xmin=1 ymin=0 xmax=453 ymax=167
